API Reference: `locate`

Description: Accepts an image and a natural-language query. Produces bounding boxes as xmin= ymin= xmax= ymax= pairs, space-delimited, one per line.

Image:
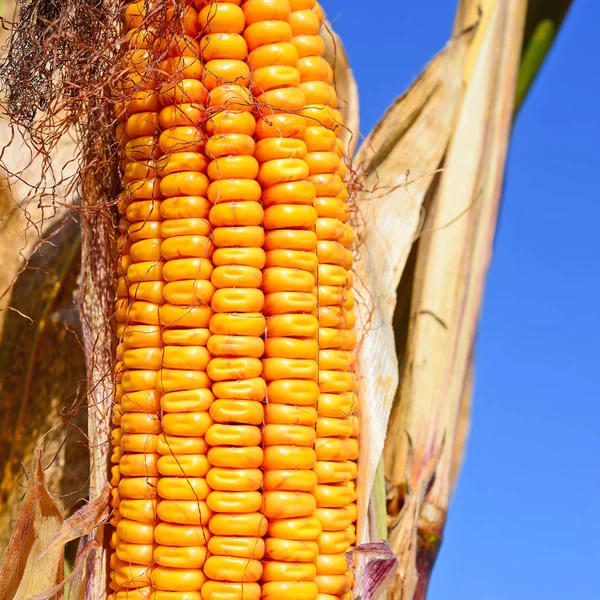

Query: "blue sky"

xmin=320 ymin=1 xmax=600 ymax=598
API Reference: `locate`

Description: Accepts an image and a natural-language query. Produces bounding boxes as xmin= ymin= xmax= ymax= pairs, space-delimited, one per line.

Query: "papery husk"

xmin=0 ymin=447 xmax=64 ymax=600
xmin=77 ymin=120 xmax=118 ymax=599
xmin=384 ymin=2 xmax=528 ymax=598
xmin=0 ymin=212 xmax=87 ymax=552
xmin=0 ymin=106 xmax=88 ymax=555
xmin=450 ymin=360 xmax=473 ymax=492
xmin=352 ymin=30 xmax=474 ymax=548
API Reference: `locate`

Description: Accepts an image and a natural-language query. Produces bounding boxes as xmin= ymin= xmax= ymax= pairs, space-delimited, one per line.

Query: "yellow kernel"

xmin=203 ymin=556 xmax=263 ymax=582
xmin=157 ymin=500 xmax=212 ymax=525
xmin=151 ymin=566 xmax=206 ymax=591
xmin=211 ymin=377 xmax=267 ymax=400
xmin=261 ymin=582 xmax=318 ymax=600
xmin=208 ymin=446 xmax=264 ymax=469
xmin=205 ymin=423 xmax=261 ymax=447
xmin=154 ymin=523 xmax=210 ymax=547
xmin=209 ymin=399 xmax=264 ymax=425
xmin=162 ymin=388 xmax=214 ymax=413
xmin=153 ymin=545 xmax=207 ymax=569
xmin=157 ymin=434 xmax=209 ymax=456
xmin=261 ymin=561 xmax=316 ymax=582
xmin=201 ymin=582 xmax=261 ymax=600
xmin=263 ymin=469 xmax=318 ymax=492
xmin=157 ymin=477 xmax=210 ymax=501
xmin=208 ymin=512 xmax=268 ymax=537
xmin=206 ymin=467 xmax=263 ymax=491
xmin=264 ymin=538 xmax=318 ymax=562
xmin=207 ymin=490 xmax=263 ymax=513
xmin=262 ymin=446 xmax=315 ymax=470
xmin=157 ymin=454 xmax=210 ymax=477
xmin=208 ymin=536 xmax=265 ymax=560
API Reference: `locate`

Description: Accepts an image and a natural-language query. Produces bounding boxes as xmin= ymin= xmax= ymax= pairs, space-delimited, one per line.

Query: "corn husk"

xmin=352 ymin=28 xmax=474 ymax=545
xmin=0 ymin=448 xmax=64 ymax=600
xmin=381 ymin=1 xmax=529 ymax=597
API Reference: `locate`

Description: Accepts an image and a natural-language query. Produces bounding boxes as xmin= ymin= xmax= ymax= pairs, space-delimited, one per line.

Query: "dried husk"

xmin=0 ymin=0 xmax=89 ymax=557
xmin=383 ymin=2 xmax=528 ymax=598
xmin=322 ymin=21 xmax=360 ymax=157
xmin=352 ymin=30 xmax=474 ymax=547
xmin=77 ymin=148 xmax=117 ymax=599
xmin=0 ymin=447 xmax=64 ymax=600
xmin=0 ymin=154 xmax=88 ymax=559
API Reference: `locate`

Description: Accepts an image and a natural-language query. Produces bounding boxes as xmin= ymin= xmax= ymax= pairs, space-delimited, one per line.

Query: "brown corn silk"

xmin=109 ymin=1 xmax=359 ymax=599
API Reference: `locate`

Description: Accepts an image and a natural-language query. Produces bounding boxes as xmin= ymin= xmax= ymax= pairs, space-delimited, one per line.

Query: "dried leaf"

xmin=78 ymin=116 xmax=119 ymax=600
xmin=66 ymin=538 xmax=100 ymax=600
xmin=30 ymin=541 xmax=98 ymax=600
xmin=352 ymin=30 xmax=473 ymax=545
xmin=387 ymin=0 xmax=527 ymax=513
xmin=388 ymin=438 xmax=444 ymax=600
xmin=42 ymin=485 xmax=110 ymax=557
xmin=0 ymin=447 xmax=64 ymax=600
xmin=346 ymin=542 xmax=398 ymax=600
xmin=0 ymin=213 xmax=87 ymax=553
xmin=0 ymin=57 xmax=87 ymax=553
xmin=385 ymin=2 xmax=528 ymax=598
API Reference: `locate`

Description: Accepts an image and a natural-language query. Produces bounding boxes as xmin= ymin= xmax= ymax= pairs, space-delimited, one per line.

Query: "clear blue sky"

xmin=320 ymin=1 xmax=600 ymax=598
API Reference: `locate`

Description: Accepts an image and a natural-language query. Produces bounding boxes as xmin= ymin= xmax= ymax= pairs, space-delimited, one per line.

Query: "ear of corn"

xmin=109 ymin=1 xmax=358 ymax=599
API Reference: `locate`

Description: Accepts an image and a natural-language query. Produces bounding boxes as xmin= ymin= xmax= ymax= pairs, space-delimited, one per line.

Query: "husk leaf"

xmin=0 ymin=0 xmax=87 ymax=554
xmin=0 ymin=196 xmax=87 ymax=554
xmin=352 ymin=29 xmax=473 ymax=546
xmin=42 ymin=485 xmax=110 ymax=558
xmin=0 ymin=447 xmax=64 ymax=600
xmin=384 ymin=2 xmax=528 ymax=598
xmin=78 ymin=146 xmax=117 ymax=599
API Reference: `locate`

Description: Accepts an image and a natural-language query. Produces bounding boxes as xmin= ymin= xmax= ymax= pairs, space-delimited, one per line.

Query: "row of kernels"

xmin=201 ymin=4 xmax=265 ymax=600
xmin=110 ymin=5 xmax=165 ymax=595
xmin=111 ymin=2 xmax=214 ymax=596
xmin=290 ymin=2 xmax=357 ymax=599
xmin=248 ymin=1 xmax=320 ymax=600
xmin=151 ymin=7 xmax=216 ymax=595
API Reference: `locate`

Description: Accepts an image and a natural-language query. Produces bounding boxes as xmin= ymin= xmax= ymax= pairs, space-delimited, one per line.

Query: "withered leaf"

xmin=352 ymin=29 xmax=474 ymax=545
xmin=30 ymin=541 xmax=98 ymax=600
xmin=346 ymin=541 xmax=398 ymax=600
xmin=0 ymin=447 xmax=64 ymax=600
xmin=42 ymin=485 xmax=110 ymax=558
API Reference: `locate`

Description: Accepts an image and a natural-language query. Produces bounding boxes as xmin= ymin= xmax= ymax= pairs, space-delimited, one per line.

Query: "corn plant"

xmin=0 ymin=1 xmax=571 ymax=599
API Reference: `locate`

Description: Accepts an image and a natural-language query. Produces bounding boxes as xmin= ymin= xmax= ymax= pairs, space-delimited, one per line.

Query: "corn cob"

xmin=291 ymin=3 xmax=358 ymax=600
xmin=109 ymin=2 xmax=359 ymax=599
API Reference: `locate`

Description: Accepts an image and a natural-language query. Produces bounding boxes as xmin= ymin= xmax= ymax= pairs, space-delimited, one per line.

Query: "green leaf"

xmin=515 ymin=0 xmax=573 ymax=110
